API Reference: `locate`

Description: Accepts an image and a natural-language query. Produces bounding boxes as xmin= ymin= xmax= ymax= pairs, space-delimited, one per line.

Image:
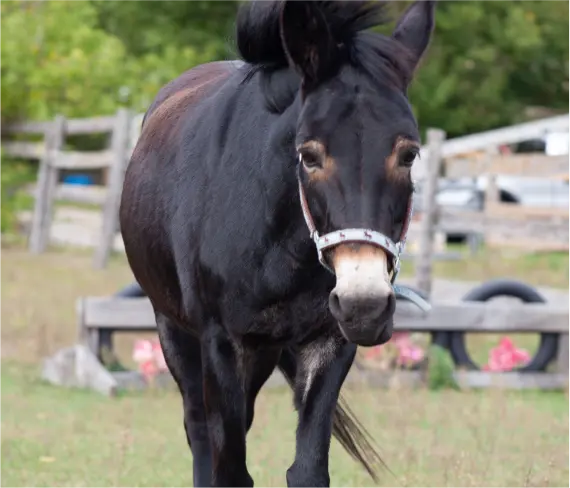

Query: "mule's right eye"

xmin=299 ymin=148 xmax=323 ymax=171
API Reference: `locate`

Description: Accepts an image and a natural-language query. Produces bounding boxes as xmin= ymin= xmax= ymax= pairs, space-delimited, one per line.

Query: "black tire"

xmin=114 ymin=282 xmax=145 ymax=298
xmin=449 ymin=279 xmax=558 ymax=372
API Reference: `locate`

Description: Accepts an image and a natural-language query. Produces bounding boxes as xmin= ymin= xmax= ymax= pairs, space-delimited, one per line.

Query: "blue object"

xmin=64 ymin=174 xmax=93 ymax=186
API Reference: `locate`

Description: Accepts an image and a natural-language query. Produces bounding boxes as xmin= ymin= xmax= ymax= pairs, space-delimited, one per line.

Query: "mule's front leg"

xmin=201 ymin=324 xmax=253 ymax=487
xmin=287 ymin=335 xmax=356 ymax=487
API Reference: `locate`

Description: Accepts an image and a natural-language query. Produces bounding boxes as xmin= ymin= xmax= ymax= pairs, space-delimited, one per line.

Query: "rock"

xmin=41 ymin=344 xmax=118 ymax=396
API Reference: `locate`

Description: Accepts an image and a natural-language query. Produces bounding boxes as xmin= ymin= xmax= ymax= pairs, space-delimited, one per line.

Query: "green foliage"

xmin=1 ymin=1 xmax=128 ymax=122
xmin=1 ymin=0 xmax=568 ymax=138
xmin=426 ymin=345 xmax=459 ymax=391
xmin=408 ymin=1 xmax=569 ymax=136
xmin=0 ymin=0 xmax=234 ymax=124
xmin=93 ymin=1 xmax=238 ymax=59
xmin=1 ymin=157 xmax=35 ymax=234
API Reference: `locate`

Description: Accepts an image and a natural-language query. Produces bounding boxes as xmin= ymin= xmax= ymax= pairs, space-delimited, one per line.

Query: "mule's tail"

xmin=277 ymin=347 xmax=386 ymax=481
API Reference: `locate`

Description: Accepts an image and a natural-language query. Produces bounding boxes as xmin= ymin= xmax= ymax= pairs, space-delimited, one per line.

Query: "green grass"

xmin=1 ymin=245 xmax=568 ymax=486
xmin=400 ymin=244 xmax=568 ymax=290
xmin=2 ymin=362 xmax=568 ymax=487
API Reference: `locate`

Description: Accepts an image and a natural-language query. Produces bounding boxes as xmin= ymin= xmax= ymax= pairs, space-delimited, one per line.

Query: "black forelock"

xmin=236 ymin=1 xmax=416 ymax=113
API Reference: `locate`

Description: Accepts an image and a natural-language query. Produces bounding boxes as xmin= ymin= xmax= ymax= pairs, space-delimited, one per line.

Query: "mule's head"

xmin=280 ymin=1 xmax=436 ymax=346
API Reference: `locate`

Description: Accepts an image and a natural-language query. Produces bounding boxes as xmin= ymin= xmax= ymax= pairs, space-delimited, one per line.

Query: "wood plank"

xmin=362 ymin=370 xmax=567 ymax=390
xmin=2 ymin=141 xmax=44 ymax=159
xmin=94 ymin=108 xmax=131 ymax=269
xmin=81 ymin=297 xmax=569 ymax=333
xmin=29 ymin=116 xmax=65 ymax=254
xmin=414 ymin=114 xmax=569 ymax=180
xmin=55 ymin=184 xmax=107 ymax=206
xmin=446 ymin=153 xmax=569 ymax=179
xmin=453 ymin=371 xmax=568 ymax=390
xmin=485 ymin=202 xmax=569 ymax=220
xmin=395 ymin=300 xmax=569 ymax=333
xmin=486 ymin=237 xmax=569 ymax=252
xmin=2 ymin=120 xmax=51 ymax=135
xmin=65 ymin=116 xmax=117 ymax=134
xmin=437 ymin=209 xmax=485 ymax=234
xmin=415 ymin=128 xmax=445 ymax=296
xmin=26 ymin=183 xmax=109 ymax=206
xmin=82 ymin=297 xmax=156 ymax=328
xmin=402 ymin=251 xmax=464 ymax=262
xmin=556 ymin=333 xmax=569 ymax=377
xmin=110 ymin=368 xmax=567 ymax=392
xmin=438 ymin=206 xmax=568 ymax=245
xmin=52 ymin=150 xmax=113 ymax=170
xmin=3 ymin=115 xmax=117 ymax=136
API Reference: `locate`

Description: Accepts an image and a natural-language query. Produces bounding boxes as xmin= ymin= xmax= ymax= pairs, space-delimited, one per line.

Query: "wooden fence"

xmin=73 ymin=294 xmax=568 ymax=394
xmin=439 ymin=150 xmax=569 ymax=251
xmin=3 ymin=111 xmax=569 ymax=286
xmin=2 ymin=110 xmax=144 ymax=268
xmin=412 ymin=116 xmax=569 ymax=295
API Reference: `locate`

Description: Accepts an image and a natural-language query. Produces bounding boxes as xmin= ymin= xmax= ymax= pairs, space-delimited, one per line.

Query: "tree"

xmin=406 ymin=1 xmax=569 ymax=137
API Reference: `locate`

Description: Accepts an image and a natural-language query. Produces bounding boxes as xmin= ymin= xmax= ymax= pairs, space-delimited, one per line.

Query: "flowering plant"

xmin=132 ymin=338 xmax=169 ymax=381
xmin=482 ymin=336 xmax=530 ymax=371
xmin=362 ymin=332 xmax=426 ymax=370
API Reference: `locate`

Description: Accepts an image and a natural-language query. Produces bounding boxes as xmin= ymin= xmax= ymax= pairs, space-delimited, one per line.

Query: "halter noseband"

xmin=296 ymin=161 xmax=431 ymax=313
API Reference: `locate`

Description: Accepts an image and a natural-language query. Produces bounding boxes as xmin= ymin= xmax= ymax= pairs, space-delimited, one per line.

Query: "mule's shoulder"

xmin=143 ymin=60 xmax=245 ymax=127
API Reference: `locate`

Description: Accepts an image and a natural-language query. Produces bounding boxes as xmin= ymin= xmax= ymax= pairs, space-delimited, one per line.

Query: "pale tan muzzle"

xmin=328 ymin=244 xmax=395 ymax=326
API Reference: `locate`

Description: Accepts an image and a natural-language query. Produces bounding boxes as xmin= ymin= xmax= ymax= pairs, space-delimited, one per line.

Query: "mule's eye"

xmin=399 ymin=148 xmax=418 ymax=168
xmin=299 ymin=148 xmax=323 ymax=171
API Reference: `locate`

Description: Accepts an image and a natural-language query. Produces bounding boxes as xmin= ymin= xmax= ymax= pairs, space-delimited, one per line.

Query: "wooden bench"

xmin=76 ymin=296 xmax=569 ymax=392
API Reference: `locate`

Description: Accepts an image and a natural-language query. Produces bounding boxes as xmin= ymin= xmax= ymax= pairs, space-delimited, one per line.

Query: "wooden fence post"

xmin=556 ymin=333 xmax=569 ymax=382
xmin=415 ymin=128 xmax=446 ymax=297
xmin=28 ymin=115 xmax=66 ymax=254
xmin=93 ymin=108 xmax=130 ymax=269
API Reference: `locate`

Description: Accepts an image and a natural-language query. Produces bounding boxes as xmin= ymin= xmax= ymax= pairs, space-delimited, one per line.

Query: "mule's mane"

xmin=236 ymin=1 xmax=415 ymax=112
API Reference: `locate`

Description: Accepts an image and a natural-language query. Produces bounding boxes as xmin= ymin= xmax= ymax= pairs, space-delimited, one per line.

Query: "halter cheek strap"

xmin=297 ymin=165 xmax=431 ymax=313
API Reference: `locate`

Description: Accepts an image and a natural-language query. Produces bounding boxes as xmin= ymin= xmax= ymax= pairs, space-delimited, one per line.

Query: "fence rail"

xmin=2 ymin=110 xmax=133 ymax=268
xmin=76 ymin=295 xmax=569 ymax=392
xmin=3 ymin=110 xmax=569 ymax=284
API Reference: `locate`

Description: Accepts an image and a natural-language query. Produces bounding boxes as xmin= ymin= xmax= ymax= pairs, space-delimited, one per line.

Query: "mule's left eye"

xmin=399 ymin=148 xmax=418 ymax=167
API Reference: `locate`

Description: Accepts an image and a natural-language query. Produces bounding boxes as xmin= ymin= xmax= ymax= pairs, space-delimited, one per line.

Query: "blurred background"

xmin=1 ymin=1 xmax=568 ymax=487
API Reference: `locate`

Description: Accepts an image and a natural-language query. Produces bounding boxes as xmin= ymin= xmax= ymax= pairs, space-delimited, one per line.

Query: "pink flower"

xmin=133 ymin=338 xmax=169 ymax=380
xmin=360 ymin=333 xmax=426 ymax=369
xmin=152 ymin=340 xmax=168 ymax=372
xmin=483 ymin=336 xmax=530 ymax=371
xmin=140 ymin=359 xmax=158 ymax=381
xmin=133 ymin=340 xmax=154 ymax=363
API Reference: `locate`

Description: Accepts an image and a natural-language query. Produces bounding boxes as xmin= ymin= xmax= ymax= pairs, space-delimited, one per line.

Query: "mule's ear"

xmin=392 ymin=1 xmax=436 ymax=69
xmin=279 ymin=1 xmax=337 ymax=92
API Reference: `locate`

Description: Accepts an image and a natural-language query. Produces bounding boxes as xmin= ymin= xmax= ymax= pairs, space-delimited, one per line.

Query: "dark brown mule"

xmin=120 ymin=1 xmax=435 ymax=486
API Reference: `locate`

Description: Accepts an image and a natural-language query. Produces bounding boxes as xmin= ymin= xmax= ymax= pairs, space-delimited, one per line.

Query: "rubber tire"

xmin=449 ymin=279 xmax=558 ymax=372
xmin=114 ymin=282 xmax=145 ymax=298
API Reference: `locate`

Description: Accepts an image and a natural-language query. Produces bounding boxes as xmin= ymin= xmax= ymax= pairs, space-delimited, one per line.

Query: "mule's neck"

xmin=260 ymin=94 xmax=327 ymax=274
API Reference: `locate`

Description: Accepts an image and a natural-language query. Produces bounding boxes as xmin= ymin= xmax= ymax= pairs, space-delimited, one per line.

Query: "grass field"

xmin=1 ymin=244 xmax=569 ymax=486
xmin=2 ymin=361 xmax=568 ymax=487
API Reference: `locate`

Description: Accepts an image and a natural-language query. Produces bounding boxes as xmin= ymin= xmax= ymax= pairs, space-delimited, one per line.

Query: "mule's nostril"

xmin=329 ymin=290 xmax=344 ymax=320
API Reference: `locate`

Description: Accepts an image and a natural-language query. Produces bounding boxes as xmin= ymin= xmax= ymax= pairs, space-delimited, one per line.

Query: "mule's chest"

xmin=245 ymin=292 xmax=334 ymax=346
